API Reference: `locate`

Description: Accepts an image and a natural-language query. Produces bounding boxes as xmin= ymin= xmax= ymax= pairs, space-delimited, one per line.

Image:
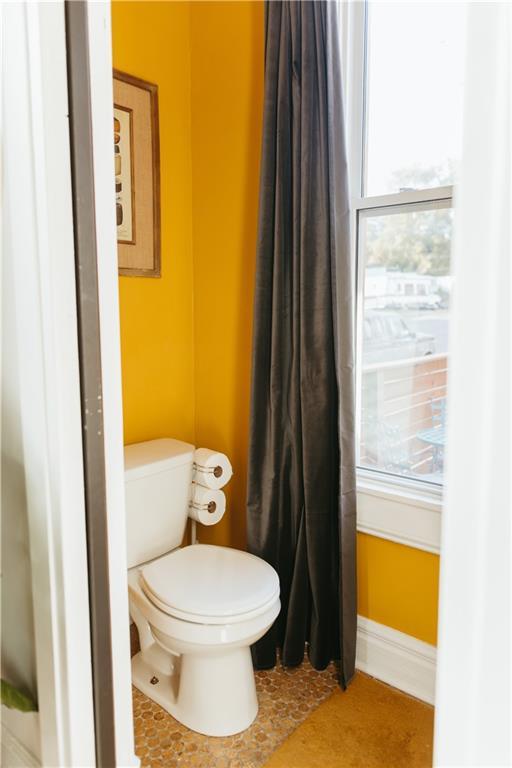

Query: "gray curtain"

xmin=246 ymin=0 xmax=356 ymax=687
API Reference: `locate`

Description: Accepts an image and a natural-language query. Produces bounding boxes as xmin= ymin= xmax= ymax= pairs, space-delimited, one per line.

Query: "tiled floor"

xmin=131 ymin=648 xmax=339 ymax=768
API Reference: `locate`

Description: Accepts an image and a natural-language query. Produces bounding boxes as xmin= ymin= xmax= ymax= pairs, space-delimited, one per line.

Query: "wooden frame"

xmin=113 ymin=69 xmax=161 ymax=277
xmin=114 ymin=103 xmax=136 ymax=245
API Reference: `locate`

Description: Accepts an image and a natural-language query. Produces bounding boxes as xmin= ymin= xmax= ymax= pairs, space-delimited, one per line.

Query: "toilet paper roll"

xmin=188 ymin=485 xmax=226 ymax=526
xmin=193 ymin=448 xmax=233 ymax=490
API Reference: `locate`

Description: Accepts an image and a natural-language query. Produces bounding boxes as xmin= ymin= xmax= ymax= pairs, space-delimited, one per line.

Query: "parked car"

xmin=386 ymin=293 xmax=441 ymax=310
xmin=363 ymin=310 xmax=436 ymax=365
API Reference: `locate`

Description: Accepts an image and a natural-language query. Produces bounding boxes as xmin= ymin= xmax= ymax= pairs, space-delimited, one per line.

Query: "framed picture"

xmin=113 ymin=69 xmax=161 ymax=277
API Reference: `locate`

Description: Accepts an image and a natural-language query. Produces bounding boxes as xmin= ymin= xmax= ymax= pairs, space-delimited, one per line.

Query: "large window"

xmin=351 ymin=2 xmax=466 ymax=488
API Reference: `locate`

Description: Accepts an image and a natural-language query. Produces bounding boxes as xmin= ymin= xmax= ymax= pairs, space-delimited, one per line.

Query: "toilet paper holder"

xmin=194 ymin=463 xmax=223 ymax=479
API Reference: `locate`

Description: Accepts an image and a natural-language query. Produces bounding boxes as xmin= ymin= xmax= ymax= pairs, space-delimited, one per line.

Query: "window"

xmin=359 ymin=202 xmax=453 ymax=484
xmin=348 ymin=2 xmax=466 ymax=490
xmin=365 ymin=3 xmax=466 ymax=197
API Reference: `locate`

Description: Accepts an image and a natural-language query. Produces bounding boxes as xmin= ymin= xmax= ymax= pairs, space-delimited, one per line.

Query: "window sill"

xmin=356 ymin=470 xmax=442 ymax=554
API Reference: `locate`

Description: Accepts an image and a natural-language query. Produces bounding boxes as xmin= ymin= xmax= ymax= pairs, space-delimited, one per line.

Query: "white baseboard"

xmin=1 ymin=709 xmax=40 ymax=767
xmin=356 ymin=616 xmax=437 ymax=705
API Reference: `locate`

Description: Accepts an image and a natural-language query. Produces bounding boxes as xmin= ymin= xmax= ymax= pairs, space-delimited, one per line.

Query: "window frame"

xmin=355 ymin=195 xmax=453 ymax=489
xmin=341 ymin=1 xmax=458 ymax=551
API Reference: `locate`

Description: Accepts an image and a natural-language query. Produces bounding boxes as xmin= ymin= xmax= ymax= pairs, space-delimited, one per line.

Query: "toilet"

xmin=125 ymin=438 xmax=280 ymax=737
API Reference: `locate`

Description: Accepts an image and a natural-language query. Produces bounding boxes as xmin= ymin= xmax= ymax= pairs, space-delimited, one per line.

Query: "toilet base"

xmin=131 ymin=641 xmax=259 ymax=737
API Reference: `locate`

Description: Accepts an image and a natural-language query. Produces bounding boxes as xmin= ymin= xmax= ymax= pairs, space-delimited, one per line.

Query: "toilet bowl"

xmin=124 ymin=438 xmax=279 ymax=738
xmin=129 ymin=544 xmax=280 ymax=737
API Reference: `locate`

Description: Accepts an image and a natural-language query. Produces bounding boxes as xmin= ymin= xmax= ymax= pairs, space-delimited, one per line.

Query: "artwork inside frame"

xmin=113 ymin=69 xmax=161 ymax=277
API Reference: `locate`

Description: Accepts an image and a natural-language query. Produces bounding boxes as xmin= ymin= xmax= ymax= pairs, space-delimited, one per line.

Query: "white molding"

xmin=1 ymin=710 xmax=41 ymax=767
xmin=340 ymin=0 xmax=366 ymax=201
xmin=86 ymin=3 xmax=139 ymax=765
xmin=3 ymin=3 xmax=96 ymax=765
xmin=345 ymin=0 xmax=449 ymax=560
xmin=353 ymin=185 xmax=453 ymax=211
xmin=356 ymin=616 xmax=437 ymax=705
xmin=357 ymin=479 xmax=442 ymax=554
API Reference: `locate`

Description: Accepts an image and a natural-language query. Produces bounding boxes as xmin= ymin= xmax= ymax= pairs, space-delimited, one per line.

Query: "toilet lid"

xmin=140 ymin=544 xmax=279 ymax=621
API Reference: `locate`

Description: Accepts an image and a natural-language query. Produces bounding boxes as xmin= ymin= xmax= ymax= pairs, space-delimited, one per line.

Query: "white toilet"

xmin=125 ymin=438 xmax=280 ymax=737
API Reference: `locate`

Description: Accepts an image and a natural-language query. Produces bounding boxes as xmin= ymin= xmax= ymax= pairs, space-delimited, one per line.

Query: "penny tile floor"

xmin=131 ymin=628 xmax=339 ymax=768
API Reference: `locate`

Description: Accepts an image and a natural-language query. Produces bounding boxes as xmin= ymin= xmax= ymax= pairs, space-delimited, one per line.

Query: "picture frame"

xmin=113 ymin=69 xmax=161 ymax=277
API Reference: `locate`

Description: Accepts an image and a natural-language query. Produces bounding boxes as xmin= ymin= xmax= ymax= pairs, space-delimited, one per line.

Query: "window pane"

xmin=365 ymin=2 xmax=466 ymax=196
xmin=358 ymin=203 xmax=452 ymax=484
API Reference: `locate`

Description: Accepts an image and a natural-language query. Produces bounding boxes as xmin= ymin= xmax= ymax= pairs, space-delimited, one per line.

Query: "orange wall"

xmin=112 ymin=0 xmax=440 ymax=645
xmin=112 ymin=1 xmax=195 ymax=447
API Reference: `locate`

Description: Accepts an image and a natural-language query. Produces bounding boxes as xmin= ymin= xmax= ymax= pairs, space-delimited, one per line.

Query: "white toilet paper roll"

xmin=193 ymin=448 xmax=233 ymax=490
xmin=188 ymin=485 xmax=226 ymax=526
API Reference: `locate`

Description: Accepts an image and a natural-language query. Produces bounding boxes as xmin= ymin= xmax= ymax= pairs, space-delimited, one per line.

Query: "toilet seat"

xmin=139 ymin=544 xmax=279 ymax=626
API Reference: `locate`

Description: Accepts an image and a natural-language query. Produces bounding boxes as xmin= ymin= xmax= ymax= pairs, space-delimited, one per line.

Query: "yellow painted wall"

xmin=112 ymin=1 xmax=196 ymax=446
xmin=112 ymin=0 xmax=439 ymax=646
xmin=357 ymin=534 xmax=439 ymax=645
xmin=189 ymin=1 xmax=264 ymax=550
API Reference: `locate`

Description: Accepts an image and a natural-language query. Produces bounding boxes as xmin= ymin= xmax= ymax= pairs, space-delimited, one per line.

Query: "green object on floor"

xmin=1 ymin=679 xmax=37 ymax=712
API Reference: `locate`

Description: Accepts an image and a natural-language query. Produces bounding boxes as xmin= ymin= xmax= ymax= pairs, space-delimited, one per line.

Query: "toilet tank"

xmin=124 ymin=438 xmax=195 ymax=569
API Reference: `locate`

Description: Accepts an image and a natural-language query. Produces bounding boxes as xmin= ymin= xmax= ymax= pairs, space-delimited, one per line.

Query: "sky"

xmin=365 ymin=2 xmax=467 ymax=196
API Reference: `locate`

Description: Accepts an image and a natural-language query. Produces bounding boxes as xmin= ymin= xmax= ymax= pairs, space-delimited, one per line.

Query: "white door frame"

xmin=2 ymin=2 xmax=96 ymax=765
xmin=2 ymin=2 xmax=138 ymax=765
xmin=83 ymin=2 xmax=139 ymax=765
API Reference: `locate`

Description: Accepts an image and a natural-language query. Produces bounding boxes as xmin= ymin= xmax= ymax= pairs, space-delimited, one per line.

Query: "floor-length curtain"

xmin=246 ymin=1 xmax=356 ymax=687
xmin=434 ymin=4 xmax=511 ymax=766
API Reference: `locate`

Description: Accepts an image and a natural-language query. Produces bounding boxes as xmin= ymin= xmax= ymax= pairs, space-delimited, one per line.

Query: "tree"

xmin=365 ymin=164 xmax=454 ymax=276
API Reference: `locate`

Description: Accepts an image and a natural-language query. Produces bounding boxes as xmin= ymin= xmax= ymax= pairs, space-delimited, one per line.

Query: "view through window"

xmin=356 ymin=2 xmax=466 ymax=485
xmin=365 ymin=2 xmax=466 ymax=197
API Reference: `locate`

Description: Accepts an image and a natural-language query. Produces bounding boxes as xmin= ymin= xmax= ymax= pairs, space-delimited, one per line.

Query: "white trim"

xmin=357 ymin=469 xmax=442 ymax=553
xmin=345 ymin=1 xmax=453 ymax=552
xmin=86 ymin=3 xmax=139 ymax=765
xmin=341 ymin=0 xmax=366 ymax=201
xmin=357 ymin=467 xmax=443 ymax=506
xmin=357 ymin=489 xmax=441 ymax=553
xmin=1 ymin=711 xmax=41 ymax=768
xmin=356 ymin=616 xmax=437 ymax=705
xmin=3 ymin=3 xmax=96 ymax=765
xmin=353 ymin=184 xmax=453 ymax=212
